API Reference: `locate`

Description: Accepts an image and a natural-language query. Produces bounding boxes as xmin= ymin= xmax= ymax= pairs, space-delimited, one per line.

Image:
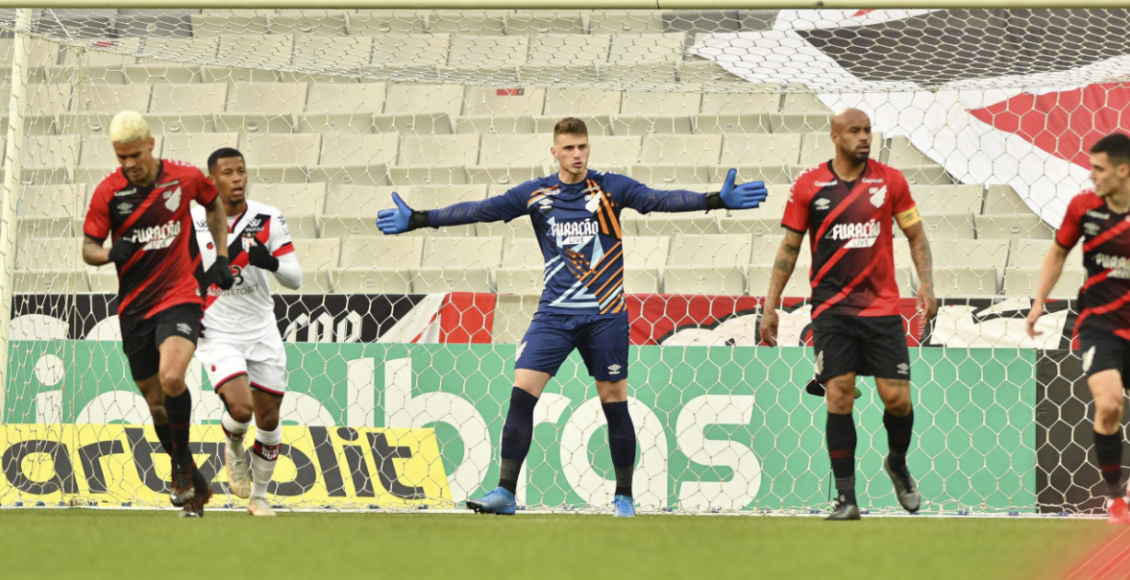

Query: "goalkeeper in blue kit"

xmin=377 ymin=118 xmax=768 ymax=516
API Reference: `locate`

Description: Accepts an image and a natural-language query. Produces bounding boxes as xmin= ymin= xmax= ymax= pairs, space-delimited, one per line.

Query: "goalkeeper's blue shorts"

xmin=515 ymin=311 xmax=630 ymax=381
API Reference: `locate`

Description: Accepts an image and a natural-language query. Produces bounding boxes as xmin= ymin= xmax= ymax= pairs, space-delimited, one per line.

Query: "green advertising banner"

xmin=4 ymin=341 xmax=1037 ymax=512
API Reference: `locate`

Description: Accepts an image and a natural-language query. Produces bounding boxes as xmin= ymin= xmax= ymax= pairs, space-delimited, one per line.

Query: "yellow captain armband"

xmin=895 ymin=206 xmax=921 ymax=229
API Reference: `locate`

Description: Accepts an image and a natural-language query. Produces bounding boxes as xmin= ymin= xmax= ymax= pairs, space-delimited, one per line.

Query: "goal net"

xmin=0 ymin=7 xmax=1115 ymax=515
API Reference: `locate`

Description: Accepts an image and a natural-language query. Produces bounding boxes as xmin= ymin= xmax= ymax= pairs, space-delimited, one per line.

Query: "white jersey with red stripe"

xmin=191 ymin=199 xmax=295 ymax=343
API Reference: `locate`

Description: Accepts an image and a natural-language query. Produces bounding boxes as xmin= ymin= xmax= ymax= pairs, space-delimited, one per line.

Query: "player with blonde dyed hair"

xmin=82 ymin=110 xmax=237 ymax=517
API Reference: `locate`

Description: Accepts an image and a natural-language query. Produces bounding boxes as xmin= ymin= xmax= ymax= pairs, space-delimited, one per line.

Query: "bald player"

xmin=760 ymin=108 xmax=937 ymax=520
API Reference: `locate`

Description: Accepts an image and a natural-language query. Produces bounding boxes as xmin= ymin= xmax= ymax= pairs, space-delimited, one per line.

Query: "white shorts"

xmin=196 ymin=335 xmax=287 ymax=396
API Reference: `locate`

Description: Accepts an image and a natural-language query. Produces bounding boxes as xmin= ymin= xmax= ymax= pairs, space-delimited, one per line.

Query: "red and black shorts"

xmin=812 ymin=314 xmax=910 ymax=383
xmin=120 ymin=303 xmax=202 ymax=381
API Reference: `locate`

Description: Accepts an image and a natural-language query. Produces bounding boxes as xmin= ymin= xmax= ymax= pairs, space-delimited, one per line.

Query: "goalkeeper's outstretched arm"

xmin=608 ymin=168 xmax=768 ymax=215
xmin=759 ymin=229 xmax=805 ymax=347
xmin=376 ymin=191 xmax=526 ymax=235
xmin=1026 ymin=243 xmax=1070 ymax=338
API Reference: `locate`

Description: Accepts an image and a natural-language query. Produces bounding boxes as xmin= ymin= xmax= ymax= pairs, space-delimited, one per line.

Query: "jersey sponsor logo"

xmin=869 ymin=185 xmax=887 ymax=208
xmin=862 ymin=177 xmax=884 ymax=184
xmin=114 ymin=188 xmax=136 ymax=197
xmin=126 ymin=220 xmax=181 ymax=251
xmin=827 ymin=218 xmax=882 ymax=248
xmin=1084 ymin=222 xmax=1101 ymax=236
xmin=1094 ymin=252 xmax=1130 ymax=272
xmin=163 ymin=187 xmax=181 ymax=212
xmin=551 ymin=219 xmax=599 ymax=245
xmin=1086 ymin=210 xmax=1110 ymax=219
xmin=814 ymin=198 xmax=831 ymax=211
xmin=208 ymin=283 xmax=259 ymax=297
xmin=814 ymin=180 xmax=838 ymax=187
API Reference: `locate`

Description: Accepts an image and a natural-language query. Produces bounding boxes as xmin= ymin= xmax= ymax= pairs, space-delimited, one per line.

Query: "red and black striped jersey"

xmin=782 ymin=160 xmax=917 ymax=319
xmin=1056 ymin=191 xmax=1130 ymax=338
xmin=83 ymin=160 xmax=218 ymax=320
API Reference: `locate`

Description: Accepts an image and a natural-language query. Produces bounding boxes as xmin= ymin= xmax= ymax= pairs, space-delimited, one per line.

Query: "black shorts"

xmin=812 ymin=314 xmax=910 ymax=383
xmin=1079 ymin=329 xmax=1130 ymax=380
xmin=120 ymin=303 xmax=202 ymax=381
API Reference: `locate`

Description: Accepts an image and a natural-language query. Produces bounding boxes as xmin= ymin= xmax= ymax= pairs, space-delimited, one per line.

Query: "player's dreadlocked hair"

xmin=553 ymin=117 xmax=588 ymax=139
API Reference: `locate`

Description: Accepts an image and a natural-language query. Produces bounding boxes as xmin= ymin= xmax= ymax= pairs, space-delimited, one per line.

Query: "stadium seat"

xmin=501 ymin=240 xmax=545 ymax=268
xmin=289 ymin=238 xmax=342 ymax=270
xmin=493 ymin=294 xmax=538 ymax=344
xmin=589 ymin=10 xmax=667 ymax=33
xmin=219 ymin=81 xmax=308 ymax=134
xmin=160 ymin=133 xmax=240 ymax=168
xmin=403 ymin=185 xmax=485 ymax=235
xmin=16 ymin=271 xmax=89 ymax=294
xmin=470 ymin=134 xmax=549 ymax=185
xmin=69 ymin=84 xmax=151 ymax=115
xmin=22 ymin=136 xmax=80 ymax=175
xmin=190 ymin=10 xmax=272 ymax=37
xmin=527 ymin=34 xmax=611 ymax=69
xmin=127 ymin=37 xmax=218 ymax=83
xmin=393 ymin=134 xmax=480 ymax=185
xmin=414 ymin=236 xmax=503 ymax=292
xmin=694 ymin=89 xmax=779 ymax=134
xmin=346 ymin=10 xmax=428 ymax=34
xmin=608 ymin=33 xmax=687 ymax=64
xmin=376 ymin=83 xmax=463 ymax=135
xmin=477 ymin=219 xmax=537 ymax=239
xmin=537 ymin=88 xmax=621 ymax=134
xmin=773 ymin=92 xmax=832 ymax=133
xmin=1004 ymin=266 xmax=1085 ymax=299
xmin=458 ymin=85 xmax=545 ymax=134
xmin=217 ymin=33 xmax=294 ymax=70
xmin=340 ymin=236 xmax=423 ymax=268
xmin=332 ymin=268 xmax=410 ymax=293
xmin=751 ymin=235 xmax=812 ymax=268
xmin=17 ymin=185 xmax=86 ymax=240
xmin=59 ymin=38 xmax=136 ymax=84
xmin=747 ymin=265 xmax=811 ymax=298
xmin=615 ymin=90 xmax=701 ymax=135
xmin=625 ymin=268 xmax=662 ymax=292
xmin=87 ymin=267 xmax=117 ymax=293
xmin=372 ymin=34 xmax=451 ymax=69
xmin=79 ymin=134 xmax=163 ymax=175
xmin=885 ymin=136 xmax=951 ymax=185
xmin=634 ymin=134 xmax=722 ymax=184
xmin=270 ymin=269 xmax=333 ymax=294
xmin=1009 ymin=239 xmax=1083 ymax=268
xmin=715 ymin=133 xmax=799 ymax=185
xmin=430 ymin=10 xmax=508 ymax=35
xmin=243 ymin=133 xmax=320 ymax=183
xmin=299 ymin=82 xmax=385 ymax=134
xmin=975 ymin=214 xmax=1055 ymax=242
xmin=292 ymin=36 xmax=374 ymax=73
xmin=896 ymin=213 xmax=976 ymax=240
xmin=448 ymin=35 xmax=530 ymax=71
xmin=984 ymin=184 xmax=1029 ymax=215
xmin=494 ymin=267 xmax=543 ymax=295
xmin=716 ymin=214 xmax=780 ymax=237
xmin=504 ymin=11 xmax=586 ymax=35
xmin=17 ymin=237 xmax=83 ymax=272
xmin=313 ymin=133 xmax=399 ymax=187
xmin=627 ymin=213 xmax=719 ymax=236
xmin=321 ymin=185 xmax=400 ymax=238
xmin=931 ymin=266 xmax=999 ymax=298
xmin=2 ymin=84 xmax=71 ymax=134
xmin=269 ymin=11 xmax=350 ymax=35
xmin=251 ymin=182 xmax=327 ymax=239
xmin=665 ymin=233 xmax=751 ymax=294
xmin=623 ymin=235 xmax=671 ymax=269
xmin=147 ymin=83 xmax=228 ymax=134
xmin=913 ymin=184 xmax=984 ymax=215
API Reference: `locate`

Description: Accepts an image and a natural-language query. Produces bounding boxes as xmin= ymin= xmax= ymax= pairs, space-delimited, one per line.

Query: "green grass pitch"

xmin=0 ymin=510 xmax=1112 ymax=580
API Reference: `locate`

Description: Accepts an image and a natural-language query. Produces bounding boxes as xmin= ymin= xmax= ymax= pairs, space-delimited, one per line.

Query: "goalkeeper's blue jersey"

xmin=432 ymin=169 xmax=708 ymax=316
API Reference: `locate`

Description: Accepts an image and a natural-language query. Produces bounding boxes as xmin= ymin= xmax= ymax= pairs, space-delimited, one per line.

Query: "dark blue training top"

xmin=430 ymin=169 xmax=710 ymax=316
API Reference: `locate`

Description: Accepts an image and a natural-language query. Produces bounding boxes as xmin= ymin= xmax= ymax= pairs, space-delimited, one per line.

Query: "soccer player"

xmin=1026 ymin=133 xmax=1130 ymax=525
xmin=192 ymin=148 xmax=301 ymax=517
xmin=377 ymin=117 xmax=768 ymax=516
xmin=759 ymin=108 xmax=937 ymax=520
xmin=82 ymin=111 xmax=235 ymax=515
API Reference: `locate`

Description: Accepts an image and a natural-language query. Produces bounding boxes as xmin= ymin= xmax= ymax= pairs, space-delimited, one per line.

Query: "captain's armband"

xmin=895 ymin=206 xmax=921 ymax=229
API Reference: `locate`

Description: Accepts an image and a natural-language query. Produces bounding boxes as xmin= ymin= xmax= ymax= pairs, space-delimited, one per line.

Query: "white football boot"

xmin=225 ymin=440 xmax=252 ymax=499
xmin=247 ymin=497 xmax=276 ymax=517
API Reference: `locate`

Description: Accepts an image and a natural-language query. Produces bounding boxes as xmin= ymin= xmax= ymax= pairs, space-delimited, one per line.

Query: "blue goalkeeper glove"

xmin=376 ymin=192 xmax=430 ymax=235
xmin=716 ymin=168 xmax=768 ymax=210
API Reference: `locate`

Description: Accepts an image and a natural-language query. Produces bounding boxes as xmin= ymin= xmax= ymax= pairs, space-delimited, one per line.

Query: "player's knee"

xmin=1096 ymin=397 xmax=1124 ymax=427
xmin=158 ymin=368 xmax=186 ymax=395
xmin=228 ymin=403 xmax=253 ymax=424
xmin=256 ymin=415 xmax=280 ymax=432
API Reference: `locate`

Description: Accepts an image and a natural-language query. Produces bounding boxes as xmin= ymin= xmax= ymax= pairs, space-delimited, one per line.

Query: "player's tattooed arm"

xmin=902 ymin=220 xmax=938 ymax=323
xmin=82 ymin=235 xmax=111 ymax=266
xmin=760 ymin=229 xmax=805 ymax=347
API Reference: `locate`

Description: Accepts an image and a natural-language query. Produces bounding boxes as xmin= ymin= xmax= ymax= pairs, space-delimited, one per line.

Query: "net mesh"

xmin=0 ymin=7 xmax=1119 ymax=514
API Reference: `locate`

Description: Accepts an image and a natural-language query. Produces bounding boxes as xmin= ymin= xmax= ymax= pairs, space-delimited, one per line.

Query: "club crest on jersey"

xmin=869 ymin=185 xmax=887 ymax=208
xmin=585 ymin=193 xmax=601 ymax=213
xmin=814 ymin=198 xmax=830 ymax=211
xmin=163 ymin=187 xmax=181 ymax=211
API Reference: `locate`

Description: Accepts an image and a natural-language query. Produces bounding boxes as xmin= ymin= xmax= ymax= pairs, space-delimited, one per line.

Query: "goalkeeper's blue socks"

xmin=602 ymin=401 xmax=636 ymax=498
xmin=498 ymin=387 xmax=538 ymax=494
